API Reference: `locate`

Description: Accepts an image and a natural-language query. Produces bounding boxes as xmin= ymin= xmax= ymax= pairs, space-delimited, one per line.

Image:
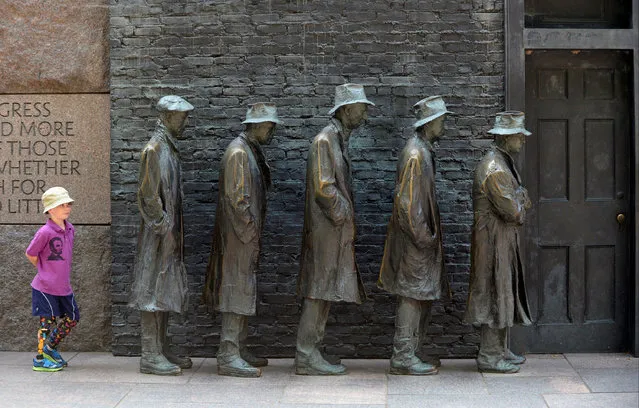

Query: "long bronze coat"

xmin=465 ymin=146 xmax=532 ymax=329
xmin=203 ymin=134 xmax=269 ymax=316
xmin=378 ymin=136 xmax=447 ymax=300
xmin=130 ymin=122 xmax=189 ymax=313
xmin=298 ymin=119 xmax=366 ymax=304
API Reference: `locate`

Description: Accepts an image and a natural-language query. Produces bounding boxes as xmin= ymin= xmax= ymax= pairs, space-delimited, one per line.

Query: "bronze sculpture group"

xmin=130 ymin=87 xmax=534 ymax=377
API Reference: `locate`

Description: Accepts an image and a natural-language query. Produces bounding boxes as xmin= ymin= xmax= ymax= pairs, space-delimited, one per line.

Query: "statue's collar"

xmin=330 ymin=117 xmax=344 ymax=136
xmin=495 ymin=144 xmax=515 ymax=163
xmin=157 ymin=120 xmax=179 ymax=151
xmin=413 ymin=133 xmax=435 ymax=153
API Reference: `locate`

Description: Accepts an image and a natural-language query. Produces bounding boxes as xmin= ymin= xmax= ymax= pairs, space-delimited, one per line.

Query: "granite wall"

xmin=109 ymin=0 xmax=505 ymax=358
xmin=0 ymin=0 xmax=111 ymax=351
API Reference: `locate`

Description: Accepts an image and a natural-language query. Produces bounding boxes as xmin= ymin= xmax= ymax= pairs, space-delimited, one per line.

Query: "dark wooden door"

xmin=512 ymin=50 xmax=632 ymax=352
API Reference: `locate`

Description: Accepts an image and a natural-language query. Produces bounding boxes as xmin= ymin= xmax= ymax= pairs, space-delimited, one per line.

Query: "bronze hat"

xmin=156 ymin=95 xmax=194 ymax=112
xmin=413 ymin=95 xmax=453 ymax=128
xmin=328 ymin=83 xmax=375 ymax=115
xmin=242 ymin=102 xmax=281 ymax=124
xmin=488 ymin=111 xmax=532 ymax=136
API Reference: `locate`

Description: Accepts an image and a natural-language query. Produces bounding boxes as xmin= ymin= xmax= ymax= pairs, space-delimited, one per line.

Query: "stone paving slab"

xmin=0 ymin=382 xmax=132 ymax=408
xmin=577 ymin=368 xmax=639 ymax=393
xmin=564 ymin=353 xmax=639 ymax=369
xmin=387 ymin=372 xmax=488 ymax=395
xmin=388 ymin=393 xmax=549 ymax=408
xmin=0 ymin=353 xmax=637 ymax=407
xmin=118 ymin=404 xmax=386 ymax=408
xmin=282 ymin=381 xmax=386 ymax=405
xmin=543 ymin=393 xmax=639 ymax=408
xmin=121 ymin=383 xmax=286 ymax=405
xmin=483 ymin=376 xmax=590 ymax=395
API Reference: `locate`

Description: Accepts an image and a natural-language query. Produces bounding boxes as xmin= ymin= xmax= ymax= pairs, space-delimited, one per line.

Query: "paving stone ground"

xmin=0 ymin=352 xmax=636 ymax=407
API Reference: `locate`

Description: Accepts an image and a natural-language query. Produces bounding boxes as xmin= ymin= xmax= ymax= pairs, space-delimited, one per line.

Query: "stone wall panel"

xmin=0 ymin=225 xmax=111 ymax=351
xmin=0 ymin=0 xmax=109 ymax=94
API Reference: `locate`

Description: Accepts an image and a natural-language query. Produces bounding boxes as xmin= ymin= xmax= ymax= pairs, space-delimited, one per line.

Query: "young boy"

xmin=25 ymin=187 xmax=80 ymax=372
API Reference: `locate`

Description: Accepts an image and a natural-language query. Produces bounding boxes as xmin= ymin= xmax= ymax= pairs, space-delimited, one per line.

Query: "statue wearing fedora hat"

xmin=296 ymin=84 xmax=374 ymax=375
xmin=130 ymin=95 xmax=194 ymax=375
xmin=465 ymin=111 xmax=533 ymax=374
xmin=378 ymin=96 xmax=451 ymax=375
xmin=203 ymin=102 xmax=280 ymax=377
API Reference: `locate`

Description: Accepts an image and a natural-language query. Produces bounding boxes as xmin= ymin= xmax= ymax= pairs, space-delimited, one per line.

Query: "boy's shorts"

xmin=32 ymin=288 xmax=80 ymax=321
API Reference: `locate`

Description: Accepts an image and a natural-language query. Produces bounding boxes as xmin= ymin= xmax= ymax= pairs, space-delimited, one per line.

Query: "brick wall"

xmin=110 ymin=0 xmax=505 ymax=358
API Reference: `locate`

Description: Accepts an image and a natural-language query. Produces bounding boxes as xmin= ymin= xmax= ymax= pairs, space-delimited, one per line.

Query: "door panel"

xmin=524 ymin=0 xmax=631 ymax=28
xmin=512 ymin=50 xmax=632 ymax=352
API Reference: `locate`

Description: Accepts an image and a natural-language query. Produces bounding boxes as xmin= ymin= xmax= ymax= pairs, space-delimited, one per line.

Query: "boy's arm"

xmin=25 ymin=252 xmax=38 ymax=267
xmin=26 ymin=228 xmax=46 ymax=267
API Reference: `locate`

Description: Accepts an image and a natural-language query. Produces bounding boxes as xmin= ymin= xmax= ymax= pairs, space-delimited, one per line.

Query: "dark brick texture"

xmin=110 ymin=0 xmax=505 ymax=358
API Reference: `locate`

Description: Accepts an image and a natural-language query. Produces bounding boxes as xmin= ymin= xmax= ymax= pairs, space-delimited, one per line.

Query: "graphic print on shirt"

xmin=47 ymin=237 xmax=64 ymax=261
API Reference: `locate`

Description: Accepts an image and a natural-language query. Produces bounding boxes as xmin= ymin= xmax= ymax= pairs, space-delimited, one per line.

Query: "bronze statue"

xmin=296 ymin=84 xmax=374 ymax=375
xmin=129 ymin=95 xmax=194 ymax=376
xmin=465 ymin=111 xmax=533 ymax=374
xmin=203 ymin=103 xmax=280 ymax=378
xmin=378 ymin=96 xmax=451 ymax=375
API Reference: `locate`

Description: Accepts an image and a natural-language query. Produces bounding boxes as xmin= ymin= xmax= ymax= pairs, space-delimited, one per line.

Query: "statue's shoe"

xmin=477 ymin=359 xmax=520 ymax=374
xmin=420 ymin=355 xmax=441 ymax=368
xmin=164 ymin=350 xmax=193 ymax=369
xmin=295 ymin=352 xmax=347 ymax=376
xmin=218 ymin=356 xmax=262 ymax=378
xmin=390 ymin=360 xmax=438 ymax=376
xmin=241 ymin=349 xmax=268 ymax=368
xmin=321 ymin=351 xmax=341 ymax=366
xmin=140 ymin=354 xmax=182 ymax=376
xmin=504 ymin=349 xmax=526 ymax=365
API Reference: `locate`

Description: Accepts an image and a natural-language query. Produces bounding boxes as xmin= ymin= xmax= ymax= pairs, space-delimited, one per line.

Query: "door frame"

xmin=505 ymin=0 xmax=639 ymax=355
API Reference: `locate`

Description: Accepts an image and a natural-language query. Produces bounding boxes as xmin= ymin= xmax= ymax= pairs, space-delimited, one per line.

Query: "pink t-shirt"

xmin=27 ymin=219 xmax=75 ymax=296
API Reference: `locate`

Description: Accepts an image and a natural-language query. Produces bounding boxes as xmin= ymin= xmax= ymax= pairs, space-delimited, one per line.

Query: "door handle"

xmin=616 ymin=213 xmax=626 ymax=224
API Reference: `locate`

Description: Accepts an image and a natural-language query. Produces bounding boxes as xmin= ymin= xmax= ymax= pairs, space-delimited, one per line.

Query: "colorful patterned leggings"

xmin=39 ymin=315 xmax=77 ymax=350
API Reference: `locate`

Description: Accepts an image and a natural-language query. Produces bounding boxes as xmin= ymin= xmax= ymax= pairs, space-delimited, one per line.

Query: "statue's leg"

xmin=239 ymin=316 xmax=268 ymax=367
xmin=503 ymin=328 xmax=526 ymax=364
xmin=390 ymin=296 xmax=437 ymax=375
xmin=218 ymin=312 xmax=261 ymax=377
xmin=417 ymin=300 xmax=440 ymax=368
xmin=476 ymin=325 xmax=519 ymax=373
xmin=159 ymin=311 xmax=192 ymax=369
xmin=139 ymin=311 xmax=181 ymax=375
xmin=295 ymin=298 xmax=346 ymax=375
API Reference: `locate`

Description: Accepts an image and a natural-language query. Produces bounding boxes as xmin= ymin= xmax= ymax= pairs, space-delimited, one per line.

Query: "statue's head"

xmin=413 ymin=95 xmax=452 ymax=142
xmin=243 ymin=102 xmax=280 ymax=145
xmin=329 ymin=84 xmax=375 ymax=129
xmin=157 ymin=95 xmax=194 ymax=138
xmin=489 ymin=111 xmax=532 ymax=154
xmin=335 ymin=103 xmax=369 ymax=130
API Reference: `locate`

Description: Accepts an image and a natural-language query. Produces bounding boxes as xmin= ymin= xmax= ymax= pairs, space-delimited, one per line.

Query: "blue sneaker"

xmin=33 ymin=356 xmax=63 ymax=372
xmin=43 ymin=345 xmax=68 ymax=367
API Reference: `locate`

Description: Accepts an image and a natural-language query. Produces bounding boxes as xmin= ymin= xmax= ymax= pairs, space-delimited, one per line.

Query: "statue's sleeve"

xmin=313 ymin=138 xmax=351 ymax=226
xmin=483 ymin=170 xmax=526 ymax=225
xmin=138 ymin=146 xmax=170 ymax=234
xmin=517 ymin=185 xmax=533 ymax=210
xmin=396 ymin=154 xmax=437 ymax=248
xmin=224 ymin=149 xmax=258 ymax=244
